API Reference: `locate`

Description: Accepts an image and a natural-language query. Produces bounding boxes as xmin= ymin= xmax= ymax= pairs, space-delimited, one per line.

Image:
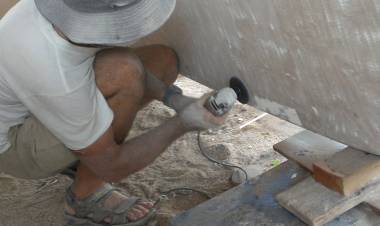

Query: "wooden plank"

xmin=313 ymin=148 xmax=380 ymax=196
xmin=274 ymin=131 xmax=380 ymax=213
xmin=273 ymin=130 xmax=347 ymax=171
xmin=172 ymin=161 xmax=380 ymax=226
xmin=276 ymin=177 xmax=380 ymax=226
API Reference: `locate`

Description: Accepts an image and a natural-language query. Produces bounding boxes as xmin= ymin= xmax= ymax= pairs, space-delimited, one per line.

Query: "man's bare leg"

xmin=68 ymin=45 xmax=179 ymax=222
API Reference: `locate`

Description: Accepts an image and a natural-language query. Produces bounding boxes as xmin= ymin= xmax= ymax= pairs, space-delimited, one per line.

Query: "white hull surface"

xmin=2 ymin=0 xmax=380 ymax=154
xmin=138 ymin=0 xmax=380 ymax=155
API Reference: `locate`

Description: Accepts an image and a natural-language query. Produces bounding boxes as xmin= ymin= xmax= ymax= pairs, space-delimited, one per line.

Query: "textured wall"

xmin=139 ymin=0 xmax=380 ymax=154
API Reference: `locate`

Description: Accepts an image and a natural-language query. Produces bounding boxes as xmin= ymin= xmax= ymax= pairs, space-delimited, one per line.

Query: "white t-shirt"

xmin=0 ymin=0 xmax=114 ymax=153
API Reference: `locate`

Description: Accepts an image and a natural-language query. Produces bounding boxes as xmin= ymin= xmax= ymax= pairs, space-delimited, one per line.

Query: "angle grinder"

xmin=204 ymin=87 xmax=238 ymax=116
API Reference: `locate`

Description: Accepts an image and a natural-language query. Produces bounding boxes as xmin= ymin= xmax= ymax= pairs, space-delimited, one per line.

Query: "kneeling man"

xmin=0 ymin=0 xmax=226 ymax=225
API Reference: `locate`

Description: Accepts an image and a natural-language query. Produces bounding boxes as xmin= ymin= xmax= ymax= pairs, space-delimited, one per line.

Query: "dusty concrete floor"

xmin=0 ymin=77 xmax=302 ymax=226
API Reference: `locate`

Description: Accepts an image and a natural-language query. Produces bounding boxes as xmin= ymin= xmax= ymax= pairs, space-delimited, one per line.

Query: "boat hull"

xmin=138 ymin=0 xmax=380 ymax=154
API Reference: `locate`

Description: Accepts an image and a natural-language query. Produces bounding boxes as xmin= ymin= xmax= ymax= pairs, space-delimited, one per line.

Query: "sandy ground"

xmin=0 ymin=77 xmax=301 ymax=226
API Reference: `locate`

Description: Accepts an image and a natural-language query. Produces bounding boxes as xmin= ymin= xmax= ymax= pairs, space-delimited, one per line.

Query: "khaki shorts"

xmin=0 ymin=116 xmax=78 ymax=179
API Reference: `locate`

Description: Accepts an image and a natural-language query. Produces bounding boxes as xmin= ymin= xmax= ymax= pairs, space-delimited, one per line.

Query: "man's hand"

xmin=162 ymin=84 xmax=195 ymax=112
xmin=179 ymin=93 xmax=227 ymax=131
xmin=165 ymin=93 xmax=197 ymax=112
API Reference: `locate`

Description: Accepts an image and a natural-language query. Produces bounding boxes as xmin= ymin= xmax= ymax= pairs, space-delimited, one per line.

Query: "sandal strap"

xmin=66 ymin=184 xmax=115 ymax=218
xmin=114 ymin=196 xmax=140 ymax=214
xmin=65 ymin=184 xmax=142 ymax=224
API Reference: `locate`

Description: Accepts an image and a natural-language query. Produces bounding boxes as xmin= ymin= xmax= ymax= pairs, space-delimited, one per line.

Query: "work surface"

xmin=171 ymin=161 xmax=380 ymax=226
xmin=139 ymin=0 xmax=380 ymax=154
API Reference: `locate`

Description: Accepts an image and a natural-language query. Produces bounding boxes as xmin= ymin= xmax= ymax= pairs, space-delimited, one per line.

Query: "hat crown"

xmin=63 ymin=0 xmax=141 ymax=13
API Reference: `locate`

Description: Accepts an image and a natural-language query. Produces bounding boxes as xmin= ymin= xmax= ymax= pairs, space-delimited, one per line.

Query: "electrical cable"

xmin=197 ymin=131 xmax=249 ymax=183
xmin=154 ymin=187 xmax=212 ymax=206
xmin=155 ymin=131 xmax=249 ymax=206
xmin=161 ymin=187 xmax=212 ymax=199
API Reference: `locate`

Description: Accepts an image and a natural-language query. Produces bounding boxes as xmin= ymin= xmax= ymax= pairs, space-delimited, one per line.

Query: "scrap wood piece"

xmin=273 ymin=130 xmax=347 ymax=171
xmin=313 ymin=147 xmax=380 ymax=196
xmin=274 ymin=131 xmax=380 ymax=196
xmin=274 ymin=130 xmax=380 ymax=213
xmin=276 ymin=177 xmax=380 ymax=226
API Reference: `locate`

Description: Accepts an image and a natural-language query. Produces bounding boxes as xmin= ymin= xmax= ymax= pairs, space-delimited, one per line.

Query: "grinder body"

xmin=204 ymin=88 xmax=238 ymax=116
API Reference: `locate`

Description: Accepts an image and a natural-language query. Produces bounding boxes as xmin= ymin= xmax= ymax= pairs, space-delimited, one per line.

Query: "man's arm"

xmin=75 ymin=115 xmax=187 ymax=182
xmin=145 ymin=70 xmax=195 ymax=112
xmin=75 ymin=94 xmax=224 ymax=182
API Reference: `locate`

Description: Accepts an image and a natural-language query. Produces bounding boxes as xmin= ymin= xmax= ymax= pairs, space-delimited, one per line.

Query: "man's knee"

xmin=135 ymin=44 xmax=180 ymax=85
xmin=159 ymin=45 xmax=180 ymax=84
xmin=154 ymin=44 xmax=180 ymax=72
xmin=94 ymin=48 xmax=146 ymax=99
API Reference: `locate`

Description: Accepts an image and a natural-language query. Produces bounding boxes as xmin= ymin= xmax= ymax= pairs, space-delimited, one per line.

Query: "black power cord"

xmin=197 ymin=131 xmax=249 ymax=183
xmin=154 ymin=187 xmax=212 ymax=206
xmin=155 ymin=131 xmax=249 ymax=206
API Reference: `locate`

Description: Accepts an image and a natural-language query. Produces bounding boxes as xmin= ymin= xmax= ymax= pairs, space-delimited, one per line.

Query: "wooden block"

xmin=313 ymin=148 xmax=380 ymax=196
xmin=276 ymin=177 xmax=380 ymax=226
xmin=273 ymin=130 xmax=346 ymax=171
xmin=274 ymin=131 xmax=380 ymax=213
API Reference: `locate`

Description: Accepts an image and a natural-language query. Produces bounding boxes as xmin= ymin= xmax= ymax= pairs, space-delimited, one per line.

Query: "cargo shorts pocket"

xmin=0 ymin=116 xmax=78 ymax=179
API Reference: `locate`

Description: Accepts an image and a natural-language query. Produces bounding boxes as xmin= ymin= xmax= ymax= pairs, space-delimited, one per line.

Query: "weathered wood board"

xmin=138 ymin=0 xmax=380 ymax=155
xmin=171 ymin=161 xmax=380 ymax=226
xmin=276 ymin=177 xmax=380 ymax=226
xmin=273 ymin=130 xmax=347 ymax=170
xmin=274 ymin=130 xmax=380 ymax=213
xmin=313 ymin=148 xmax=380 ymax=196
xmin=274 ymin=130 xmax=380 ymax=196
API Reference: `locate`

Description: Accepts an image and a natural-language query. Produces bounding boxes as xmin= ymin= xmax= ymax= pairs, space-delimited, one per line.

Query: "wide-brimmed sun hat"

xmin=34 ymin=0 xmax=176 ymax=45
